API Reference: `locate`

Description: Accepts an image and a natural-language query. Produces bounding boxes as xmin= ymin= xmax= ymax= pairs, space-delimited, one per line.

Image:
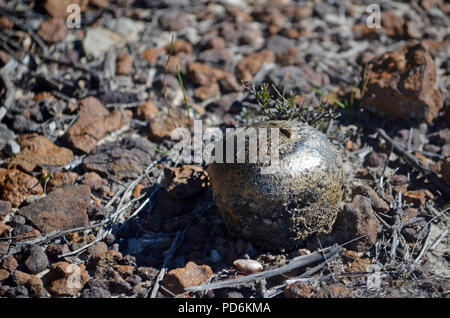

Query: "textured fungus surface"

xmin=208 ymin=120 xmax=344 ymax=250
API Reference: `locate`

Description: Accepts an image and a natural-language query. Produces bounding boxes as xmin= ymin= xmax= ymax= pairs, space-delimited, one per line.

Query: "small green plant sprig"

xmin=243 ymin=82 xmax=340 ymax=126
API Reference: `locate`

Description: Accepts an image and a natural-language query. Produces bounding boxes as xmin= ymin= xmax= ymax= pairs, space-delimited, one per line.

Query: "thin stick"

xmin=185 ymin=245 xmax=341 ymax=292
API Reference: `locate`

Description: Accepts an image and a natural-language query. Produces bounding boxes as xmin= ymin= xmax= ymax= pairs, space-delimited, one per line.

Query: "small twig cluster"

xmin=243 ymin=82 xmax=340 ymax=126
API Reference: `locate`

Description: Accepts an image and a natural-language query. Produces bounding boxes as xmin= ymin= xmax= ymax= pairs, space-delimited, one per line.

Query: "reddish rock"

xmin=90 ymin=250 xmax=123 ymax=270
xmin=6 ymin=134 xmax=74 ymax=173
xmin=204 ymin=37 xmax=226 ymax=50
xmin=320 ymin=283 xmax=350 ymax=298
xmin=82 ymin=172 xmax=109 ymax=192
xmin=148 ymin=109 xmax=190 ymax=142
xmin=46 ymin=262 xmax=90 ymax=296
xmin=194 ymin=83 xmax=220 ymax=100
xmin=402 ymin=208 xmax=419 ymax=223
xmin=0 ymin=222 xmax=11 ymax=236
xmin=12 ymin=270 xmax=46 ymax=297
xmin=391 ymin=174 xmax=408 ymax=186
xmin=44 ymin=0 xmax=88 ymax=18
xmin=87 ymin=242 xmax=108 ymax=259
xmin=46 ymin=172 xmax=78 ymax=192
xmin=116 ymin=53 xmax=134 ymax=76
xmin=0 ymin=168 xmax=43 ymax=207
xmin=0 ymin=17 xmax=13 ymax=29
xmin=187 ymin=62 xmax=228 ymax=86
xmin=38 ymin=17 xmax=68 ymax=44
xmin=162 ymin=261 xmax=213 ymax=295
xmin=236 ymin=49 xmax=275 ymax=82
xmin=0 ymin=255 xmax=18 ymax=272
xmin=46 ymin=244 xmax=70 ymax=261
xmin=34 ymin=92 xmax=55 ymax=102
xmin=361 ymin=43 xmax=443 ymax=123
xmin=219 ymin=74 xmax=243 ymax=93
xmin=403 ymin=189 xmax=434 ymax=207
xmin=163 ymin=165 xmax=207 ymax=199
xmin=442 ymin=157 xmax=450 ymax=186
xmin=170 ymin=40 xmax=193 ymax=55
xmin=15 ymin=229 xmax=41 ymax=242
xmin=63 ymin=97 xmax=129 ymax=154
xmin=0 ymin=269 xmax=9 ymax=282
xmin=113 ymin=265 xmax=134 ymax=279
xmin=381 ymin=11 xmax=405 ymax=38
xmin=337 ymin=195 xmax=381 ymax=252
xmin=143 ymin=47 xmax=164 ymax=63
xmin=135 ymin=101 xmax=159 ymax=121
xmin=347 ymin=257 xmax=371 ymax=273
xmin=18 ymin=185 xmax=90 ymax=233
xmin=353 ymin=184 xmax=390 ymax=213
xmin=284 ymin=282 xmax=314 ymax=298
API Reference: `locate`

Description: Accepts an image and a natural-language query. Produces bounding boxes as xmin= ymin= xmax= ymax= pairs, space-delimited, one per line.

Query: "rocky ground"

xmin=0 ymin=0 xmax=449 ymax=298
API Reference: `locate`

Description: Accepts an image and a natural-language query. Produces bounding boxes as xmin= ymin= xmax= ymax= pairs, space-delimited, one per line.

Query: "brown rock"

xmin=204 ymin=37 xmax=226 ymax=50
xmin=63 ymin=97 xmax=128 ymax=154
xmin=352 ymin=22 xmax=379 ymax=39
xmin=81 ymin=172 xmax=109 ymax=192
xmin=403 ymin=189 xmax=434 ymax=207
xmin=7 ymin=134 xmax=74 ymax=173
xmin=0 ymin=269 xmax=9 ymax=282
xmin=143 ymin=47 xmax=164 ymax=63
xmin=170 ymin=40 xmax=193 ymax=55
xmin=0 ymin=168 xmax=43 ymax=207
xmin=46 ymin=244 xmax=70 ymax=261
xmin=402 ymin=208 xmax=419 ymax=223
xmin=162 ymin=261 xmax=213 ymax=295
xmin=337 ymin=195 xmax=380 ymax=251
xmin=321 ymin=283 xmax=350 ymax=298
xmin=381 ymin=11 xmax=405 ymax=38
xmin=18 ymin=185 xmax=90 ymax=233
xmin=284 ymin=282 xmax=314 ymax=298
xmin=44 ymin=0 xmax=89 ymax=18
xmin=187 ymin=62 xmax=228 ymax=86
xmin=0 ymin=17 xmax=13 ymax=29
xmin=46 ymin=262 xmax=90 ymax=296
xmin=0 ymin=50 xmax=11 ymax=65
xmin=1 ymin=255 xmax=18 ymax=272
xmin=194 ymin=83 xmax=220 ymax=100
xmin=116 ymin=53 xmax=133 ymax=76
xmin=135 ymin=101 xmax=159 ymax=121
xmin=82 ymin=136 xmax=156 ymax=180
xmin=166 ymin=55 xmax=182 ymax=75
xmin=15 ymin=229 xmax=41 ymax=242
xmin=0 ymin=222 xmax=11 ymax=236
xmin=87 ymin=242 xmax=108 ymax=259
xmin=236 ymin=49 xmax=275 ymax=82
xmin=361 ymin=43 xmax=443 ymax=123
xmin=163 ymin=165 xmax=207 ymax=199
xmin=46 ymin=172 xmax=78 ymax=192
xmin=219 ymin=74 xmax=243 ymax=93
xmin=353 ymin=184 xmax=390 ymax=213
xmin=38 ymin=18 xmax=68 ymax=44
xmin=148 ymin=109 xmax=190 ymax=142
xmin=113 ymin=265 xmax=134 ymax=279
xmin=391 ymin=174 xmax=408 ymax=186
xmin=348 ymin=257 xmax=371 ymax=272
xmin=91 ymin=250 xmax=123 ymax=270
xmin=442 ymin=157 xmax=450 ymax=186
xmin=34 ymin=92 xmax=55 ymax=102
xmin=12 ymin=270 xmax=46 ymax=297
